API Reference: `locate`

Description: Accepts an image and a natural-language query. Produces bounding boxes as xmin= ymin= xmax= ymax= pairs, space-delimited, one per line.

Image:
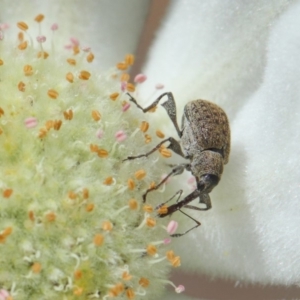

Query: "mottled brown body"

xmin=125 ymin=92 xmax=231 ymax=237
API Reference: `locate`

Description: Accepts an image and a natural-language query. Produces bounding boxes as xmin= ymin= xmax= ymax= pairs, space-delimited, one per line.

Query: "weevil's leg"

xmin=143 ymin=164 xmax=186 ymax=202
xmin=123 ymin=137 xmax=184 ymax=162
xmin=183 ymin=194 xmax=211 ymax=211
xmin=170 ymin=209 xmax=201 ymax=237
xmin=155 ymin=189 xmax=183 ymax=211
xmin=127 ymin=92 xmax=182 ymax=138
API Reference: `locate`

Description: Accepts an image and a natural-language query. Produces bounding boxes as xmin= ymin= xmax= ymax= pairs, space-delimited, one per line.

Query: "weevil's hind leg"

xmin=127 ymin=92 xmax=182 ymax=138
xmin=143 ymin=164 xmax=186 ymax=202
xmin=170 ymin=209 xmax=201 ymax=237
xmin=123 ymin=137 xmax=184 ymax=162
xmin=155 ymin=189 xmax=183 ymax=210
xmin=183 ymin=193 xmax=212 ymax=211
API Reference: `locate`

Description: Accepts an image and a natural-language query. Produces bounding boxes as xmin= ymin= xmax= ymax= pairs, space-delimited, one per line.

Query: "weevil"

xmin=125 ymin=92 xmax=230 ymax=236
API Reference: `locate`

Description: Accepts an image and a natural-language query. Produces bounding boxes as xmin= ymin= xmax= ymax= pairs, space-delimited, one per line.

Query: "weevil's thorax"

xmin=190 ymin=150 xmax=224 ymax=179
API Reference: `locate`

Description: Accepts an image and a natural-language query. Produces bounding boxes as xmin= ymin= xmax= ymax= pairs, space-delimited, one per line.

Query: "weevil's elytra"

xmin=124 ymin=92 xmax=230 ymax=237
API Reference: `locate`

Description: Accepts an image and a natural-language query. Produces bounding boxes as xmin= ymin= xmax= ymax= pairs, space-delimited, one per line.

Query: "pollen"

xmin=125 ymin=54 xmax=135 ymax=65
xmin=139 ymin=277 xmax=150 ymax=288
xmin=38 ymin=128 xmax=47 ymax=138
xmin=79 ymin=70 xmax=91 ymax=80
xmin=66 ymin=72 xmax=74 ymax=83
xmin=85 ymin=203 xmax=94 ymax=212
xmin=68 ymin=191 xmax=77 ymax=200
xmin=120 ymin=73 xmax=130 ymax=82
xmin=102 ymin=221 xmax=113 ymax=231
xmin=109 ymin=92 xmax=119 ymax=101
xmin=157 ymin=205 xmax=168 ymax=215
xmin=67 ymin=58 xmax=76 ymax=65
xmin=46 ymin=212 xmax=56 ymax=222
xmin=144 ymin=134 xmax=152 ymax=144
xmin=34 ymin=14 xmax=45 ymax=23
xmin=134 ymin=169 xmax=146 ymax=180
xmin=97 ymin=149 xmax=108 ymax=158
xmin=128 ymin=198 xmax=138 ymax=210
xmin=91 ymin=110 xmax=101 ymax=121
xmin=103 ymin=176 xmax=114 ymax=185
xmin=32 ymin=262 xmax=42 ymax=273
xmin=116 ymin=62 xmax=128 ymax=71
xmin=3 ymin=189 xmax=13 ymax=198
xmin=18 ymin=81 xmax=26 ymax=92
xmin=23 ymin=64 xmax=33 ymax=76
xmin=127 ymin=178 xmax=135 ymax=190
xmin=63 ymin=109 xmax=73 ymax=120
xmin=86 ymin=52 xmax=94 ymax=63
xmin=146 ymin=244 xmax=157 ymax=256
xmin=47 ymin=89 xmax=59 ymax=99
xmin=166 ymin=250 xmax=175 ymax=261
xmin=53 ymin=120 xmax=62 ymax=130
xmin=74 ymin=270 xmax=82 ymax=280
xmin=17 ymin=21 xmax=28 ymax=31
xmin=18 ymin=41 xmax=28 ymax=50
xmin=122 ymin=271 xmax=132 ymax=281
xmin=170 ymin=256 xmax=181 ymax=267
xmin=37 ymin=51 xmax=49 ymax=59
xmin=156 ymin=130 xmax=165 ymax=138
xmin=73 ymin=45 xmax=80 ymax=55
xmin=82 ymin=188 xmax=89 ymax=199
xmin=140 ymin=121 xmax=149 ymax=133
xmin=146 ymin=217 xmax=156 ymax=228
xmin=126 ymin=288 xmax=135 ymax=299
xmin=143 ymin=205 xmax=153 ymax=213
xmin=93 ymin=234 xmax=104 ymax=246
xmin=126 ymin=83 xmax=135 ymax=92
xmin=159 ymin=148 xmax=172 ymax=158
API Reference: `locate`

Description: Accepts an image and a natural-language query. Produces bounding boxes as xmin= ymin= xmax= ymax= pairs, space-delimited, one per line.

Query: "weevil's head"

xmin=190 ymin=150 xmax=223 ymax=193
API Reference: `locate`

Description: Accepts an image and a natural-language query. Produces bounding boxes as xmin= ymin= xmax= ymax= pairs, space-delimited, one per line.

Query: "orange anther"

xmin=125 ymin=54 xmax=135 ymax=66
xmin=38 ymin=128 xmax=47 ymax=138
xmin=68 ymin=191 xmax=77 ymax=200
xmin=2 ymin=227 xmax=12 ymax=237
xmin=28 ymin=210 xmax=35 ymax=221
xmin=97 ymin=149 xmax=108 ymax=158
xmin=37 ymin=51 xmax=49 ymax=59
xmin=18 ymin=32 xmax=24 ymax=41
xmin=31 ymin=262 xmax=42 ymax=273
xmin=45 ymin=120 xmax=54 ymax=130
xmin=156 ymin=130 xmax=165 ymax=138
xmin=116 ymin=62 xmax=128 ymax=70
xmin=102 ymin=221 xmax=113 ymax=231
xmin=90 ymin=144 xmax=99 ymax=152
xmin=122 ymin=271 xmax=132 ymax=281
xmin=79 ymin=70 xmax=91 ymax=80
xmin=0 ymin=128 xmax=2 ymax=135
xmin=73 ymin=45 xmax=80 ymax=55
xmin=146 ymin=217 xmax=156 ymax=228
xmin=146 ymin=244 xmax=157 ymax=256
xmin=18 ymin=81 xmax=26 ymax=92
xmin=34 ymin=14 xmax=45 ymax=22
xmin=126 ymin=83 xmax=135 ymax=92
xmin=143 ymin=205 xmax=153 ymax=213
xmin=157 ymin=205 xmax=168 ymax=215
xmin=128 ymin=198 xmax=138 ymax=210
xmin=3 ymin=189 xmax=13 ymax=198
xmin=47 ymin=89 xmax=59 ymax=99
xmin=127 ymin=178 xmax=135 ymax=190
xmin=74 ymin=270 xmax=82 ymax=280
xmin=53 ymin=120 xmax=62 ymax=130
xmin=170 ymin=256 xmax=181 ymax=267
xmin=0 ymin=107 xmax=4 ymax=116
xmin=86 ymin=52 xmax=94 ymax=63
xmin=66 ymin=72 xmax=74 ymax=83
xmin=82 ymin=188 xmax=89 ymax=199
xmin=85 ymin=203 xmax=94 ymax=212
xmin=103 ymin=176 xmax=113 ymax=185
xmin=73 ymin=287 xmax=83 ymax=296
xmin=139 ymin=277 xmax=150 ymax=288
xmin=159 ymin=148 xmax=172 ymax=158
xmin=126 ymin=288 xmax=135 ymax=299
xmin=63 ymin=109 xmax=73 ymax=120
xmin=17 ymin=21 xmax=28 ymax=31
xmin=166 ymin=250 xmax=175 ymax=261
xmin=23 ymin=64 xmax=33 ymax=76
xmin=144 ymin=134 xmax=152 ymax=144
xmin=120 ymin=73 xmax=130 ymax=82
xmin=46 ymin=212 xmax=56 ymax=222
xmin=140 ymin=121 xmax=149 ymax=133
xmin=93 ymin=234 xmax=104 ymax=246
xmin=134 ymin=169 xmax=146 ymax=180
xmin=0 ymin=60 xmax=3 ymax=66
xmin=91 ymin=110 xmax=101 ymax=121
xmin=18 ymin=41 xmax=27 ymax=50
xmin=67 ymin=58 xmax=76 ymax=65
xmin=109 ymin=92 xmax=119 ymax=101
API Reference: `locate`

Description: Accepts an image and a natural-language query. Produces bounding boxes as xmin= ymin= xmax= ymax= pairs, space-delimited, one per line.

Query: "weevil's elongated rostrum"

xmin=125 ymin=92 xmax=230 ymax=237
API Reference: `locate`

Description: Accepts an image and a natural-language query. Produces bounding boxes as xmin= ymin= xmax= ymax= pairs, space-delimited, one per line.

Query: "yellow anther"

xmin=127 ymin=178 xmax=135 ymax=190
xmin=102 ymin=221 xmax=113 ymax=231
xmin=166 ymin=250 xmax=175 ymax=261
xmin=28 ymin=210 xmax=35 ymax=221
xmin=65 ymin=72 xmax=74 ymax=83
xmin=31 ymin=262 xmax=42 ymax=273
xmin=18 ymin=32 xmax=24 ymax=41
xmin=140 ymin=121 xmax=149 ymax=133
xmin=146 ymin=244 xmax=157 ymax=256
xmin=91 ymin=110 xmax=101 ymax=121
xmin=34 ymin=14 xmax=45 ymax=22
xmin=63 ymin=109 xmax=73 ymax=120
xmin=18 ymin=41 xmax=27 ymax=50
xmin=134 ymin=169 xmax=146 ymax=180
xmin=67 ymin=58 xmax=76 ymax=65
xmin=38 ymin=128 xmax=47 ymax=138
xmin=144 ymin=134 xmax=152 ymax=144
xmin=157 ymin=205 xmax=168 ymax=215
xmin=0 ymin=108 xmax=4 ymax=116
xmin=23 ymin=64 xmax=33 ymax=76
xmin=126 ymin=83 xmax=135 ymax=92
xmin=2 ymin=227 xmax=13 ymax=237
xmin=170 ymin=256 xmax=181 ymax=267
xmin=126 ymin=288 xmax=135 ymax=299
xmin=146 ymin=217 xmax=156 ymax=227
xmin=83 ymin=188 xmax=89 ymax=199
xmin=93 ymin=234 xmax=104 ymax=246
xmin=53 ymin=120 xmax=62 ymax=130
xmin=85 ymin=203 xmax=94 ymax=212
xmin=120 ymin=73 xmax=130 ymax=82
xmin=68 ymin=191 xmax=77 ymax=200
xmin=159 ymin=148 xmax=172 ymax=158
xmin=3 ymin=189 xmax=13 ymax=198
xmin=47 ymin=89 xmax=59 ymax=99
xmin=116 ymin=62 xmax=128 ymax=70
xmin=128 ymin=198 xmax=138 ymax=210
xmin=122 ymin=271 xmax=132 ymax=281
xmin=109 ymin=92 xmax=119 ymax=101
xmin=90 ymin=144 xmax=99 ymax=152
xmin=79 ymin=70 xmax=91 ymax=80
xmin=73 ymin=45 xmax=80 ymax=55
xmin=18 ymin=81 xmax=26 ymax=92
xmin=74 ymin=270 xmax=82 ymax=280
xmin=46 ymin=212 xmax=56 ymax=222
xmin=143 ymin=205 xmax=153 ymax=213
xmin=103 ymin=176 xmax=113 ymax=185
xmin=139 ymin=277 xmax=150 ymax=288
xmin=45 ymin=120 xmax=54 ymax=130
xmin=0 ymin=60 xmax=3 ymax=66
xmin=156 ymin=130 xmax=165 ymax=138
xmin=86 ymin=52 xmax=94 ymax=63
xmin=125 ymin=54 xmax=135 ymax=65
xmin=37 ymin=51 xmax=49 ymax=59
xmin=17 ymin=21 xmax=28 ymax=31
xmin=73 ymin=287 xmax=83 ymax=296
xmin=97 ymin=149 xmax=108 ymax=158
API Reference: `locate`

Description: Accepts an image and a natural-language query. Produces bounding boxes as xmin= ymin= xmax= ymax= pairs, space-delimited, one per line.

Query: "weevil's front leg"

xmin=123 ymin=137 xmax=184 ymax=162
xmin=127 ymin=92 xmax=182 ymax=138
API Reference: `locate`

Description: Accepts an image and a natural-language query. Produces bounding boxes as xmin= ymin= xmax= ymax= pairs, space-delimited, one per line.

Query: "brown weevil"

xmin=125 ymin=92 xmax=230 ymax=237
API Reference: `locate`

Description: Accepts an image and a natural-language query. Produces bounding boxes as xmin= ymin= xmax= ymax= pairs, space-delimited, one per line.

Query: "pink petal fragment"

xmin=96 ymin=129 xmax=103 ymax=139
xmin=167 ymin=220 xmax=178 ymax=235
xmin=25 ymin=117 xmax=38 ymax=128
xmin=36 ymin=35 xmax=46 ymax=43
xmin=121 ymin=81 xmax=127 ymax=92
xmin=155 ymin=83 xmax=164 ymax=90
xmin=51 ymin=23 xmax=58 ymax=31
xmin=122 ymin=103 xmax=130 ymax=112
xmin=134 ymin=73 xmax=147 ymax=84
xmin=115 ymin=130 xmax=127 ymax=142
xmin=163 ymin=238 xmax=171 ymax=245
xmin=70 ymin=37 xmax=79 ymax=46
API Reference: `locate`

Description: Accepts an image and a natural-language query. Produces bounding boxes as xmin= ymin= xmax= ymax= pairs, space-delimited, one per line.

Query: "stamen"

xmin=3 ymin=189 xmax=13 ymax=198
xmin=144 ymin=134 xmax=152 ymax=144
xmin=68 ymin=191 xmax=77 ymax=199
xmin=140 ymin=121 xmax=149 ymax=133
xmin=126 ymin=288 xmax=135 ymax=299
xmin=0 ymin=59 xmax=3 ymax=66
xmin=45 ymin=211 xmax=56 ymax=222
xmin=83 ymin=188 xmax=89 ymax=199
xmin=85 ymin=203 xmax=94 ymax=212
xmin=37 ymin=51 xmax=49 ymax=59
xmin=36 ymin=35 xmax=46 ymax=43
xmin=63 ymin=109 xmax=73 ymax=120
xmin=120 ymin=73 xmax=130 ymax=82
xmin=156 ymin=205 xmax=168 ymax=215
xmin=66 ymin=58 xmax=76 ymax=65
xmin=134 ymin=74 xmax=147 ymax=84
xmin=24 ymin=117 xmax=38 ymax=128
xmin=53 ymin=120 xmax=62 ymax=130
xmin=142 ymin=205 xmax=153 ymax=213
xmin=134 ymin=169 xmax=146 ymax=180
xmin=73 ymin=287 xmax=83 ymax=296
xmin=97 ymin=149 xmax=108 ymax=158
xmin=116 ymin=62 xmax=128 ymax=71
xmin=146 ymin=217 xmax=156 ymax=228
xmin=115 ymin=130 xmax=127 ymax=142
xmin=146 ymin=244 xmax=157 ymax=256
xmin=93 ymin=234 xmax=104 ymax=246
xmin=128 ymin=198 xmax=138 ymax=210
xmin=102 ymin=221 xmax=113 ymax=231
xmin=18 ymin=32 xmax=24 ymax=41
xmin=47 ymin=89 xmax=59 ymax=99
xmin=66 ymin=72 xmax=74 ymax=83
xmin=96 ymin=129 xmax=103 ymax=139
xmin=23 ymin=65 xmax=33 ymax=76
xmin=126 ymin=83 xmax=135 ymax=92
xmin=155 ymin=83 xmax=164 ymax=90
xmin=17 ymin=22 xmax=28 ymax=31
xmin=166 ymin=221 xmax=178 ymax=235
xmin=122 ymin=102 xmax=130 ymax=112
xmin=125 ymin=54 xmax=134 ymax=66
xmin=156 ymin=130 xmax=165 ymax=139
xmin=28 ymin=210 xmax=35 ymax=221
xmin=103 ymin=176 xmax=114 ymax=185
xmin=51 ymin=23 xmax=58 ymax=31
xmin=0 ymin=108 xmax=4 ymax=116
xmin=18 ymin=41 xmax=28 ymax=50
xmin=79 ymin=70 xmax=91 ymax=80
xmin=34 ymin=14 xmax=45 ymax=23
xmin=127 ymin=178 xmax=135 ymax=190
xmin=74 ymin=269 xmax=82 ymax=280
xmin=108 ymin=283 xmax=124 ymax=297
xmin=86 ymin=52 xmax=94 ymax=63
xmin=138 ymin=277 xmax=150 ymax=288
xmin=159 ymin=148 xmax=172 ymax=158
xmin=91 ymin=110 xmax=101 ymax=121
xmin=122 ymin=271 xmax=132 ymax=281
xmin=109 ymin=92 xmax=119 ymax=101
